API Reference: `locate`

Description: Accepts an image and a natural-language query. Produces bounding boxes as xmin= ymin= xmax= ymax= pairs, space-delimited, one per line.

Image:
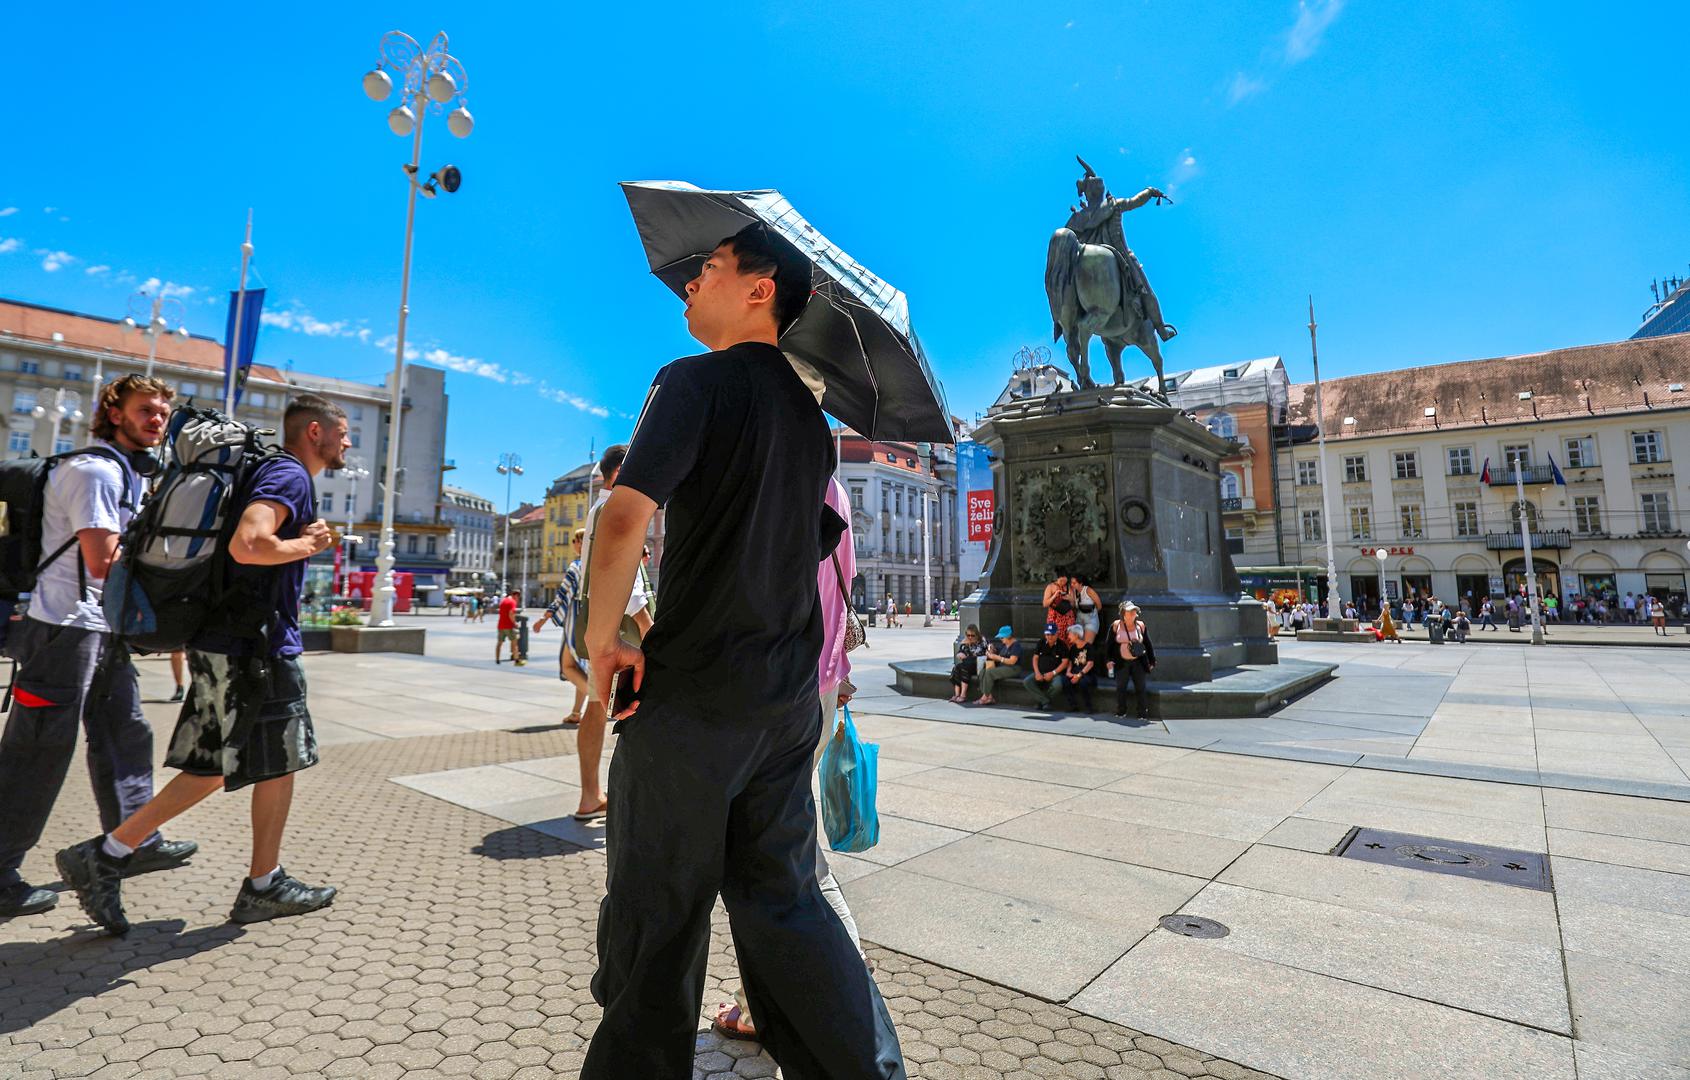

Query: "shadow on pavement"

xmin=471 ymin=824 xmax=599 ymax=862
xmin=0 ymin=919 xmax=244 ymax=1034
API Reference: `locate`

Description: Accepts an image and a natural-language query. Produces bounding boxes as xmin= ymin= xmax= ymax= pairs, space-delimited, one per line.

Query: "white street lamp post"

xmin=920 ymin=493 xmax=934 ymax=628
xmin=497 ymin=452 xmax=523 ymax=593
xmin=361 ymin=29 xmax=472 ymax=628
xmin=1308 ymin=297 xmax=1343 ymax=621
xmin=32 ymin=388 xmax=84 ymax=455
xmin=341 ymin=459 xmax=370 ymax=594
xmin=1515 ymin=464 xmax=1545 ymax=646
xmin=122 ymin=291 xmax=189 ymax=385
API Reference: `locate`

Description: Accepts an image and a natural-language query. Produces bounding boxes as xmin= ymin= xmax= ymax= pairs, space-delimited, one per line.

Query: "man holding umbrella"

xmin=582 ymin=221 xmax=906 ymax=1077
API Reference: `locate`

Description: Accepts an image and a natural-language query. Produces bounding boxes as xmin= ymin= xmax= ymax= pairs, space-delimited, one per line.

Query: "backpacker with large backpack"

xmin=0 ymin=446 xmax=139 ymax=652
xmin=103 ymin=404 xmax=282 ymax=654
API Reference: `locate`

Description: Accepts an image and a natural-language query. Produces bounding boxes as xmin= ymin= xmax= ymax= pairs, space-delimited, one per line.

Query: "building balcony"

xmin=1486 ymin=465 xmax=1557 ymax=487
xmin=1220 ymin=496 xmax=1258 ymax=513
xmin=1485 ymin=530 xmax=1572 ymax=550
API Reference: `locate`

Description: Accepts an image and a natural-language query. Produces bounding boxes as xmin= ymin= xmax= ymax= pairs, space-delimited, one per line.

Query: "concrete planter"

xmin=330 ymin=625 xmax=427 ymax=655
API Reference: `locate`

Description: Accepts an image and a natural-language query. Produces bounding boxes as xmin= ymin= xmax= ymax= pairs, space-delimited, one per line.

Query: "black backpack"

xmin=0 ymin=446 xmax=137 ymax=601
xmin=103 ymin=405 xmax=281 ymax=653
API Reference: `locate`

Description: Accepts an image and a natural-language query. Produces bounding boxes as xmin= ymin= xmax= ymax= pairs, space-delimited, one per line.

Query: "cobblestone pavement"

xmin=1 ymin=721 xmax=1279 ymax=1079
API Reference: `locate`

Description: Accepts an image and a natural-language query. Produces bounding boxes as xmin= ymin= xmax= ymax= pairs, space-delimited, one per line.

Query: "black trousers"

xmin=1116 ymin=659 xmax=1150 ymax=718
xmin=583 ymin=691 xmax=906 ymax=1079
xmin=0 ymin=620 xmax=157 ymax=888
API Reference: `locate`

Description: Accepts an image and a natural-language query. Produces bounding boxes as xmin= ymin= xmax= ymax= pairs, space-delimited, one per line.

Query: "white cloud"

xmin=261 ymin=305 xmax=357 ymax=338
xmin=1285 ymin=0 xmax=1345 ymax=63
xmin=538 ymin=385 xmax=611 ymax=418
xmin=0 ymin=207 xmax=16 ymax=217
xmin=141 ymin=276 xmax=196 ymax=299
xmin=42 ymin=207 xmax=56 ymax=214
xmin=1226 ymin=71 xmax=1267 ymax=105
xmin=1167 ymin=148 xmax=1201 ymax=196
xmin=85 ymin=264 xmax=111 ymax=276
xmin=0 ymin=237 xmax=19 ymax=254
xmin=38 ymin=249 xmax=75 ymax=272
xmin=115 ymin=270 xmax=137 ymax=285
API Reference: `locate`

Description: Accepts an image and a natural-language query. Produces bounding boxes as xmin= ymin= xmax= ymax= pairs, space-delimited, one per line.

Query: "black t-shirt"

xmin=1031 ymin=637 xmax=1070 ymax=677
xmin=617 ymin=341 xmax=839 ymax=721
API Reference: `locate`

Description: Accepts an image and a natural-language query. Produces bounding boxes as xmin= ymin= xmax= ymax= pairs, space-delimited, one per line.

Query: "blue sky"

xmin=4 ymin=2 xmax=1686 ymax=508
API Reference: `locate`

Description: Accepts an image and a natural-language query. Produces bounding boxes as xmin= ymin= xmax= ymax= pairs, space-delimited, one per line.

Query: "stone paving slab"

xmin=1071 ymin=932 xmax=1578 ymax=1080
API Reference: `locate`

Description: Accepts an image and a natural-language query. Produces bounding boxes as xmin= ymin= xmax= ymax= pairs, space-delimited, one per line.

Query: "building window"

xmin=1398 ymin=504 xmax=1424 ymax=538
xmin=1503 ymin=443 xmax=1532 ymax=469
xmin=407 ymin=534 xmax=418 ymax=554
xmin=344 ymin=493 xmax=355 ymax=514
xmin=1348 ymin=506 xmax=1372 ymax=540
xmin=350 ymin=429 xmax=361 ymax=448
xmin=1220 ymin=472 xmax=1241 ymax=501
xmin=320 ymin=494 xmax=334 ymax=514
xmin=885 ymin=452 xmax=896 ymax=464
xmin=1632 ymin=431 xmax=1664 ymax=464
xmin=7 ymin=431 xmax=29 ymax=454
xmin=1509 ymin=499 xmax=1539 ymax=532
xmin=12 ymin=390 xmax=37 ymax=415
xmin=1454 ymin=501 xmax=1480 ymax=537
xmin=1392 ymin=451 xmax=1419 ymax=479
xmin=1573 ymin=495 xmax=1602 ymax=535
xmin=895 ymin=490 xmax=903 ymax=515
xmin=1447 ymin=447 xmax=1474 ymax=476
xmin=1300 ymin=509 xmax=1322 ymax=542
xmin=1343 ymin=455 xmax=1367 ymax=483
xmin=352 ymin=405 xmax=364 ymax=420
xmin=53 ymin=437 xmax=73 ymax=455
xmin=181 ymin=381 xmax=199 ymax=397
xmin=63 ymin=363 xmax=84 ymax=381
xmin=426 ymin=536 xmax=437 ymax=555
xmin=850 ymin=485 xmax=864 ymax=510
xmin=1206 ymin=412 xmax=1237 ymax=438
xmin=1640 ymin=492 xmax=1673 ymax=532
xmin=1296 ymin=459 xmax=1318 ymax=486
xmin=1224 ymin=526 xmax=1244 ymax=554
xmin=18 ymin=360 xmax=40 ymax=375
xmin=1564 ymin=436 xmax=1595 ymax=469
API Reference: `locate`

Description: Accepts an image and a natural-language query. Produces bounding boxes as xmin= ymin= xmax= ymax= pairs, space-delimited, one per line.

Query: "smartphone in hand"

xmin=608 ymin=666 xmax=641 ymax=718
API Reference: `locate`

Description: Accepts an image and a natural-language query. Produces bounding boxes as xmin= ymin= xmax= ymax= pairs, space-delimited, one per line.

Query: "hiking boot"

xmin=229 ymin=868 xmax=336 ymax=924
xmin=0 ymin=880 xmax=58 ymax=917
xmin=125 ymin=838 xmax=199 ymax=878
xmin=55 ymin=838 xmax=129 ymax=935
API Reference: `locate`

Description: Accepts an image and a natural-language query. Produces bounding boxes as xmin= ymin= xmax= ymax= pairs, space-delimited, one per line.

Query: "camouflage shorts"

xmin=164 ymin=652 xmax=318 ymax=792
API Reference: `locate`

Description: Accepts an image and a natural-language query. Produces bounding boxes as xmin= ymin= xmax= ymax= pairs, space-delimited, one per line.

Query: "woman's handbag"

xmin=831 ymin=552 xmax=867 ymax=653
xmin=819 ymin=704 xmax=880 ymax=852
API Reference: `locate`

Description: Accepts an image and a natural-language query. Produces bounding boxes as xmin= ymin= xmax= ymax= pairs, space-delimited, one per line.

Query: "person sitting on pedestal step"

xmin=976 ymin=626 xmax=1024 ymax=705
xmin=1061 ymin=625 xmax=1098 ymax=712
xmin=1023 ymin=623 xmax=1072 ymax=710
xmin=950 ymin=625 xmax=986 ymax=703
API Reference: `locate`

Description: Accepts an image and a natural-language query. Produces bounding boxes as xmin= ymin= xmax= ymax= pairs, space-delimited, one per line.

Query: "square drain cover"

xmin=1332 ymin=827 xmax=1552 ymax=892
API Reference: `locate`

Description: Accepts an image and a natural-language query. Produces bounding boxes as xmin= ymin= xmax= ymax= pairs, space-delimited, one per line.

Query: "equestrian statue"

xmin=1044 ymin=155 xmax=1177 ymax=396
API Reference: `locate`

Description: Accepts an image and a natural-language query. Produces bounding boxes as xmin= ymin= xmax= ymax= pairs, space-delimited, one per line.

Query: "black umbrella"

xmin=620 ymin=180 xmax=953 ymax=443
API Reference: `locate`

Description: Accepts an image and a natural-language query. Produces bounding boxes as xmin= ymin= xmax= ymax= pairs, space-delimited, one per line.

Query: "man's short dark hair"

xmin=284 ymin=394 xmax=347 ymax=442
xmin=718 ymin=223 xmax=811 ymax=334
xmin=600 ymin=443 xmax=628 ymax=480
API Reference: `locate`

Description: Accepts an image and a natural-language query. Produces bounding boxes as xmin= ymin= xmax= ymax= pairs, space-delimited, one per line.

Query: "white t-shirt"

xmin=31 ymin=441 xmax=141 ymax=631
xmin=580 ymin=489 xmax=650 ymax=618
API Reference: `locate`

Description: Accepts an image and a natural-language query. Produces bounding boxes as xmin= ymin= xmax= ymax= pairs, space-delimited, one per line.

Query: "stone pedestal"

xmin=331 ymin=625 xmax=427 ymax=654
xmin=961 ymin=386 xmax=1275 ymax=683
xmin=1298 ymin=617 xmax=1377 ymax=643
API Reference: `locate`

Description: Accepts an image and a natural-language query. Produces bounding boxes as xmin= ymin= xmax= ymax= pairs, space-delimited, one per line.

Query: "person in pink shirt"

xmin=713 ymin=475 xmax=864 ymax=1042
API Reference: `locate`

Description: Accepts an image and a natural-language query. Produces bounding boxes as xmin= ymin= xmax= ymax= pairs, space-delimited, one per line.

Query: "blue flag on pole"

xmin=222 ymin=288 xmax=265 ymax=408
xmin=1547 ymin=454 xmax=1567 ymax=485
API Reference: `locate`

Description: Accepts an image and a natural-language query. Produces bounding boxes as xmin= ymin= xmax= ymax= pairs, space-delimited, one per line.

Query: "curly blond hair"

xmin=91 ymin=374 xmax=175 ymax=441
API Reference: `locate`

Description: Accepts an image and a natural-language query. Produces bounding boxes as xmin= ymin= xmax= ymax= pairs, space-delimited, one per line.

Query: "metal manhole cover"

xmin=1159 ymin=914 xmax=1229 ymax=939
xmin=1333 ymin=827 xmax=1552 ymax=892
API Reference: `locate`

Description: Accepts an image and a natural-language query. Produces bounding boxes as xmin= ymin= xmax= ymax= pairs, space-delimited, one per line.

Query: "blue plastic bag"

xmin=819 ymin=704 xmax=880 ymax=853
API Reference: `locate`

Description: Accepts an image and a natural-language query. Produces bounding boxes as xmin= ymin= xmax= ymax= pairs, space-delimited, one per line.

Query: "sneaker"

xmin=125 ymin=838 xmax=199 ymax=878
xmin=55 ymin=837 xmax=128 ymax=935
xmin=229 ymin=868 xmax=336 ymax=924
xmin=0 ymin=880 xmax=58 ymax=917
xmin=169 ymin=685 xmax=185 ymax=703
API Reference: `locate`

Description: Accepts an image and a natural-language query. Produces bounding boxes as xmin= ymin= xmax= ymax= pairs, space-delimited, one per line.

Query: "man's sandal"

xmin=712 ymin=1002 xmax=757 ymax=1041
xmin=571 ymin=800 xmax=608 ymax=822
xmin=561 ymin=712 xmax=583 ymax=727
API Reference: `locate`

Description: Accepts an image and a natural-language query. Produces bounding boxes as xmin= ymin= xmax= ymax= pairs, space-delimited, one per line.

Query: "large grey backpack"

xmin=104 ymin=405 xmax=281 ymax=653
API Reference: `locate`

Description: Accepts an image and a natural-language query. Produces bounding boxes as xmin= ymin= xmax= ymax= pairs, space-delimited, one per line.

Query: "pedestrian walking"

xmin=1109 ymin=601 xmax=1156 ymax=720
xmin=0 ymin=375 xmax=198 ymax=919
xmin=884 ymin=593 xmax=898 ymax=628
xmin=1479 ymin=598 xmax=1497 ymax=630
xmin=168 ymin=649 xmax=187 ymax=702
xmin=712 ymin=475 xmax=870 ymax=1043
xmin=569 ymin=445 xmax=654 ymax=823
xmin=1651 ymin=595 xmax=1668 ymax=636
xmin=495 ymin=587 xmax=525 ymax=665
xmin=532 ymin=528 xmax=589 ymax=725
xmin=976 ymin=626 xmax=1024 ymax=704
xmin=579 ymin=223 xmax=904 ymax=1077
xmin=57 ymin=394 xmax=347 ymax=934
